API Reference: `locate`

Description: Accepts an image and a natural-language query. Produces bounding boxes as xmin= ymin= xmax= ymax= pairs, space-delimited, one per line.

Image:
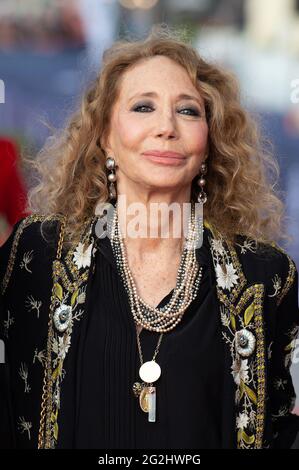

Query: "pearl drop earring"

xmin=105 ymin=156 xmax=117 ymax=200
xmin=197 ymin=162 xmax=207 ymax=204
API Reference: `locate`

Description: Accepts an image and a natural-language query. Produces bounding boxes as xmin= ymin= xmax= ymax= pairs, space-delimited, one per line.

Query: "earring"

xmin=197 ymin=162 xmax=207 ymax=204
xmin=105 ymin=156 xmax=117 ymax=200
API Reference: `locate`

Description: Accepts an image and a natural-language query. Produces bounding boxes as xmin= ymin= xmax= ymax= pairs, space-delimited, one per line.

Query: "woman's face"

xmin=103 ymin=55 xmax=209 ymax=198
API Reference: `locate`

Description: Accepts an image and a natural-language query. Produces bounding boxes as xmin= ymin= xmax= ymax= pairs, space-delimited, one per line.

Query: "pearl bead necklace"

xmin=110 ymin=202 xmax=203 ymax=333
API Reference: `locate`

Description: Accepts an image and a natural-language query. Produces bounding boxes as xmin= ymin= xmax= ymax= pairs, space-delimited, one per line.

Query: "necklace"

xmin=110 ymin=202 xmax=203 ymax=422
xmin=133 ymin=327 xmax=163 ymax=422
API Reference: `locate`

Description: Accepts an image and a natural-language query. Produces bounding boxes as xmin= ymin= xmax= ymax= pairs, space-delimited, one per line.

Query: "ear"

xmin=100 ymin=130 xmax=114 ymax=158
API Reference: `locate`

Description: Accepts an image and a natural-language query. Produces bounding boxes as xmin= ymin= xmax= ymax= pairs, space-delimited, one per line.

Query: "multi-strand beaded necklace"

xmin=110 ymin=202 xmax=203 ymax=422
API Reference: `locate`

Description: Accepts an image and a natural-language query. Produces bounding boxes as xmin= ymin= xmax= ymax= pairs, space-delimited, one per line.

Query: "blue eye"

xmin=179 ymin=107 xmax=200 ymax=116
xmin=132 ymin=103 xmax=201 ymax=116
xmin=133 ymin=104 xmax=153 ymax=112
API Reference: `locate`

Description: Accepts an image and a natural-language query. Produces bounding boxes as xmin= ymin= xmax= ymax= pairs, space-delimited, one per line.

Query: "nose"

xmin=155 ymin=109 xmax=178 ymax=139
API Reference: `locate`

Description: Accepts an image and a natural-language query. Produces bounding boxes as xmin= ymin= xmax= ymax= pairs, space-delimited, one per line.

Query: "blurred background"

xmin=0 ymin=0 xmax=298 ymax=422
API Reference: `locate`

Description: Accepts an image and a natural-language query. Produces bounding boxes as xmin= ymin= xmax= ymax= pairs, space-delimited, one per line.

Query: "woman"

xmin=1 ymin=28 xmax=299 ymax=450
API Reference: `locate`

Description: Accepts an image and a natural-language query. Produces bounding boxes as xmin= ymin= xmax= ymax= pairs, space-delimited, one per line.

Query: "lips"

xmin=142 ymin=150 xmax=187 ymax=167
xmin=142 ymin=150 xmax=186 ymax=160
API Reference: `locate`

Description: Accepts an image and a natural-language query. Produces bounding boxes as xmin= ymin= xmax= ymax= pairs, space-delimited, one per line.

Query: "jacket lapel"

xmin=39 ymin=217 xmax=98 ymax=448
xmin=206 ymin=222 xmax=266 ymax=449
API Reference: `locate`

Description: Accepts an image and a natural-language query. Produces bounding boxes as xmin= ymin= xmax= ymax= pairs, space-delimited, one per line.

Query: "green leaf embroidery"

xmin=71 ymin=289 xmax=79 ymax=306
xmin=52 ymin=361 xmax=62 ymax=381
xmin=244 ymin=384 xmax=257 ymax=404
xmin=238 ymin=429 xmax=255 ymax=445
xmin=54 ymin=422 xmax=59 ymax=441
xmin=50 ymin=408 xmax=58 ymax=423
xmin=239 ymin=380 xmax=245 ymax=400
xmin=230 ymin=313 xmax=236 ymax=331
xmin=54 ymin=282 xmax=63 ymax=301
xmin=244 ymin=303 xmax=255 ymax=326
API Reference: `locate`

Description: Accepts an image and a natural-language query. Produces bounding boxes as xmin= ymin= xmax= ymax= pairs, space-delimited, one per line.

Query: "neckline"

xmin=93 ymin=220 xmax=212 ymax=273
xmin=92 ymin=220 xmax=212 ymax=338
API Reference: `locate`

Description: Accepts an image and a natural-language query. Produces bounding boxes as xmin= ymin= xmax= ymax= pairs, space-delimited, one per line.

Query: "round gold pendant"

xmin=139 ymin=387 xmax=149 ymax=412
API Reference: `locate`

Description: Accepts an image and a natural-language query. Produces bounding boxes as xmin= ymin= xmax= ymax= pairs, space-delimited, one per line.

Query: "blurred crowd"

xmin=0 ymin=1 xmax=85 ymax=52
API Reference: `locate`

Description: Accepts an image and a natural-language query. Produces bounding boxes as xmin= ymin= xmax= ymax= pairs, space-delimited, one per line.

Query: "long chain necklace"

xmin=110 ymin=202 xmax=203 ymax=422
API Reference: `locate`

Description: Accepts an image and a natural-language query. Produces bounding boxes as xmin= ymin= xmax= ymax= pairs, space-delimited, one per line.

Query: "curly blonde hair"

xmin=27 ymin=25 xmax=290 ymax=247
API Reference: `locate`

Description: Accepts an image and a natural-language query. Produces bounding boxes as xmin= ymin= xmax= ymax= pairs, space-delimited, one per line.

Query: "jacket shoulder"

xmin=0 ymin=214 xmax=63 ymax=295
xmin=233 ymin=234 xmax=297 ymax=306
xmin=233 ymin=233 xmax=296 ymax=270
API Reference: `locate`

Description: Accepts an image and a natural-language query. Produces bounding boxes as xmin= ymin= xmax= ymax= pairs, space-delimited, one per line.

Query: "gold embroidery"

xmin=235 ymin=284 xmax=266 ymax=449
xmin=38 ymin=216 xmax=95 ymax=449
xmin=210 ymin=233 xmax=266 ymax=449
xmin=276 ymin=256 xmax=296 ymax=307
xmin=1 ymin=214 xmax=57 ymax=295
xmin=38 ymin=216 xmax=66 ymax=449
xmin=53 ymin=261 xmax=89 ymax=293
xmin=226 ymin=241 xmax=248 ymax=304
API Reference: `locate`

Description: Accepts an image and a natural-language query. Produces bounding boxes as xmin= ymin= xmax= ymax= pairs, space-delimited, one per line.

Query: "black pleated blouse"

xmin=56 ymin=227 xmax=236 ymax=449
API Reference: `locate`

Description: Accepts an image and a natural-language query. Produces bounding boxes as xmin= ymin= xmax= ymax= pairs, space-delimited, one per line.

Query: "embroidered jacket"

xmin=0 ymin=214 xmax=299 ymax=449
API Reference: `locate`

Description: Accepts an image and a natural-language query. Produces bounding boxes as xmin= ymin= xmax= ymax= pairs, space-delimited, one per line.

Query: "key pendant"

xmin=147 ymin=386 xmax=156 ymax=422
xmin=136 ymin=384 xmax=157 ymax=422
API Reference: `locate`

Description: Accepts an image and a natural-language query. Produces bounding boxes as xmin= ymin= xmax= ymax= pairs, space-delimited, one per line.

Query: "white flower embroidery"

xmin=18 ymin=416 xmax=32 ymax=440
xmin=20 ymin=250 xmax=34 ymax=273
xmin=231 ymin=358 xmax=249 ymax=385
xmin=235 ymin=238 xmax=258 ymax=254
xmin=235 ymin=329 xmax=256 ymax=358
xmin=211 ymin=239 xmax=226 ymax=256
xmin=53 ymin=386 xmax=61 ymax=408
xmin=73 ymin=242 xmax=93 ymax=269
xmin=236 ymin=412 xmax=250 ymax=430
xmin=19 ymin=363 xmax=31 ymax=393
xmin=220 ymin=306 xmax=230 ymax=327
xmin=215 ymin=262 xmax=239 ymax=291
xmin=268 ymin=274 xmax=282 ymax=298
xmin=77 ymin=291 xmax=86 ymax=304
xmin=53 ymin=304 xmax=72 ymax=333
xmin=33 ymin=348 xmax=46 ymax=366
xmin=272 ymin=405 xmax=289 ymax=419
xmin=249 ymin=410 xmax=256 ymax=426
xmin=25 ymin=295 xmax=42 ymax=319
xmin=273 ymin=377 xmax=287 ymax=390
xmin=58 ymin=335 xmax=71 ymax=361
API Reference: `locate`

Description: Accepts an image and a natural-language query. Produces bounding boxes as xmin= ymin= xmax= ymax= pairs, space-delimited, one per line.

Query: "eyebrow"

xmin=128 ymin=91 xmax=203 ymax=106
